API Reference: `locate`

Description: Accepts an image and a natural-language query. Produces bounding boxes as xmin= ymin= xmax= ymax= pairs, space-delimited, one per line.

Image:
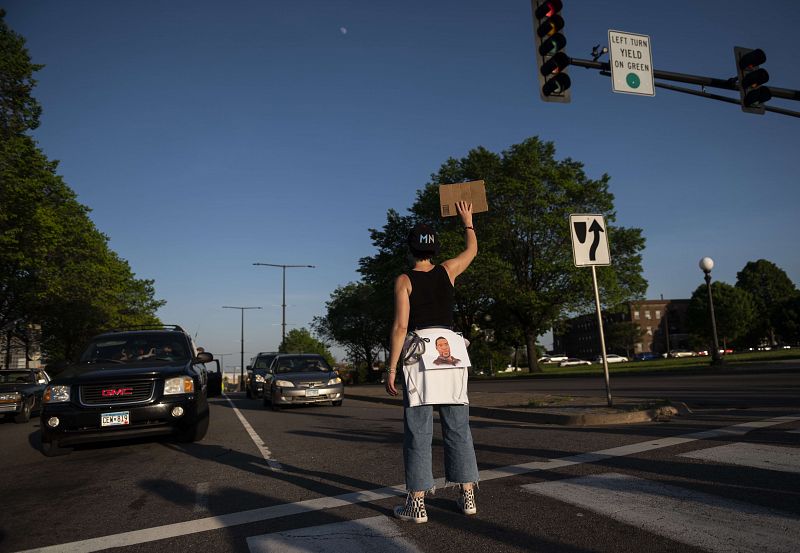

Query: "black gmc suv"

xmin=39 ymin=326 xmax=221 ymax=456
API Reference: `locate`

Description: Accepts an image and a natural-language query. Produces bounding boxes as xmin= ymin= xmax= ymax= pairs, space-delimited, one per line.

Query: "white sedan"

xmin=594 ymin=354 xmax=629 ymax=363
xmin=559 ymin=358 xmax=593 ymax=367
xmin=539 ymin=354 xmax=568 ymax=363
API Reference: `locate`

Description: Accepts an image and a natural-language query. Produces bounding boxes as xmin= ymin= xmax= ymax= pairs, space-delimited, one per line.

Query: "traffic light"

xmin=734 ymin=47 xmax=771 ymax=114
xmin=532 ymin=0 xmax=570 ymax=103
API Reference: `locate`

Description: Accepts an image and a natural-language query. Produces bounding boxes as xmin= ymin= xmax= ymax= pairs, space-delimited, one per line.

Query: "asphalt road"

xmin=1 ymin=369 xmax=798 ymax=553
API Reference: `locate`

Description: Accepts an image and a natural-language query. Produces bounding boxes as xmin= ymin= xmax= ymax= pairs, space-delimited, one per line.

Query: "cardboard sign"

xmin=439 ymin=180 xmax=489 ymax=217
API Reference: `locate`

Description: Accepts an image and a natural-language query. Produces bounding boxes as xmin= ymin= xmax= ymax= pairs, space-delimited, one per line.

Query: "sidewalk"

xmin=344 ymin=384 xmax=682 ymax=426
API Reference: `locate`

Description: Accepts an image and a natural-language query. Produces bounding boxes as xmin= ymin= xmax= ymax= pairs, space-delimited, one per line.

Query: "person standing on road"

xmin=385 ymin=200 xmax=479 ymax=524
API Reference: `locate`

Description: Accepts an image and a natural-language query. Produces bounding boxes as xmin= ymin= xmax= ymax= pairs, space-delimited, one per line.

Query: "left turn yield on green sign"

xmin=608 ymin=30 xmax=655 ymax=96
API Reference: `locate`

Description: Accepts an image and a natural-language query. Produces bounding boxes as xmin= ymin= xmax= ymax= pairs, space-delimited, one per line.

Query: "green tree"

xmin=775 ymin=293 xmax=800 ymax=345
xmin=605 ymin=319 xmax=644 ymax=357
xmin=279 ymin=327 xmax=335 ymax=367
xmin=360 ymin=138 xmax=647 ymax=372
xmin=1 ymin=12 xmax=164 ymax=363
xmin=0 ymin=9 xmax=42 ymax=137
xmin=735 ymin=259 xmax=798 ymax=346
xmin=687 ymin=282 xmax=756 ymax=349
xmin=313 ymin=282 xmax=385 ymax=380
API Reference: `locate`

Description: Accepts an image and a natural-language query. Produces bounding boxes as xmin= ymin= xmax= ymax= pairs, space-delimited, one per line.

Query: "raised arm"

xmin=442 ymin=201 xmax=477 ymax=284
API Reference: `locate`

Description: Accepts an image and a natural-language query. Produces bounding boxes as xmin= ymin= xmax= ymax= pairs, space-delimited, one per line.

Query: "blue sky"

xmin=5 ymin=1 xmax=799 ymax=367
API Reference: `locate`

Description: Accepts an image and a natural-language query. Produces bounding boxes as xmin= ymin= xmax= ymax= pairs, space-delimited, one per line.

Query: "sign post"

xmin=608 ymin=30 xmax=655 ymax=97
xmin=569 ymin=214 xmax=613 ymax=407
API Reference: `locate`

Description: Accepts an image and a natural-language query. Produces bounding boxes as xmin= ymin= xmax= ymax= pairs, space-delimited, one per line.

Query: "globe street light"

xmin=253 ymin=263 xmax=316 ymax=345
xmin=698 ymin=257 xmax=724 ymax=366
xmin=222 ymin=306 xmax=262 ymax=390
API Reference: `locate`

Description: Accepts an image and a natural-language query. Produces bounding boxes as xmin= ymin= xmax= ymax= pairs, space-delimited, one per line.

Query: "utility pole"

xmin=252 ymin=263 xmax=315 ymax=345
xmin=222 ymin=306 xmax=262 ymax=391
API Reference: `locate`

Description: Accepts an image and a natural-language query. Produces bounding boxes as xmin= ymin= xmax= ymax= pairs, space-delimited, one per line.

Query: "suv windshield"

xmin=272 ymin=356 xmax=331 ymax=373
xmin=0 ymin=371 xmax=34 ymax=384
xmin=253 ymin=355 xmax=276 ymax=369
xmin=79 ymin=333 xmax=191 ymax=365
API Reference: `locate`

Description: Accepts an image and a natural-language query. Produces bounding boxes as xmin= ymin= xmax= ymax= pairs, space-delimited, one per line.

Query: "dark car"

xmin=633 ymin=352 xmax=661 ymax=361
xmin=0 ymin=369 xmax=51 ymax=423
xmin=262 ymin=354 xmax=343 ymax=410
xmin=39 ymin=326 xmax=221 ymax=456
xmin=246 ymin=352 xmax=279 ymax=398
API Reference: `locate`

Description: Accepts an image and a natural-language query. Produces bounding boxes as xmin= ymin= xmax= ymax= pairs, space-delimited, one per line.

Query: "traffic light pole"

xmin=569 ymin=57 xmax=800 ymax=118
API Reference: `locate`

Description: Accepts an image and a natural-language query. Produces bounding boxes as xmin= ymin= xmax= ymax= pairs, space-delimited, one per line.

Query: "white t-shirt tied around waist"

xmin=402 ymin=328 xmax=471 ymax=407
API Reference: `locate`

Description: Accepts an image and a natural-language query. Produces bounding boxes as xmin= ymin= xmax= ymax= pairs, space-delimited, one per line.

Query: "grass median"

xmin=473 ymin=349 xmax=800 ymax=379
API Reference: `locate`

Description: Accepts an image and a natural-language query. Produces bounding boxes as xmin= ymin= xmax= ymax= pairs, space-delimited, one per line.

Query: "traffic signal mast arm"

xmin=570 ymin=57 xmax=800 ymax=118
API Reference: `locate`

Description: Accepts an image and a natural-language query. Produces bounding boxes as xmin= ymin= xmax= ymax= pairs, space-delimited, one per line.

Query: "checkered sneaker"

xmin=394 ymin=494 xmax=428 ymax=523
xmin=457 ymin=487 xmax=477 ymax=515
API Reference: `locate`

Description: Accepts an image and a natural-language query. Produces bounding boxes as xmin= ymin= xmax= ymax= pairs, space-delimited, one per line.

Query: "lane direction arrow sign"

xmin=570 ymin=214 xmax=611 ymax=266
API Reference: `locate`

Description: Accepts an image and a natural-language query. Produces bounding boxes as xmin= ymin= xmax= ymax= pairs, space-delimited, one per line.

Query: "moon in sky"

xmin=340 ymin=27 xmax=348 ymax=35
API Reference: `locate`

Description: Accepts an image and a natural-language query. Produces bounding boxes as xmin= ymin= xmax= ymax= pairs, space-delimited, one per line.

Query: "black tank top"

xmin=406 ymin=265 xmax=454 ymax=329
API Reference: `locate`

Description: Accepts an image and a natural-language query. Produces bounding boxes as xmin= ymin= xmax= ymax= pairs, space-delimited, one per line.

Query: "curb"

xmin=344 ymin=392 xmax=678 ymax=426
xmin=468 ymin=405 xmax=678 ymax=426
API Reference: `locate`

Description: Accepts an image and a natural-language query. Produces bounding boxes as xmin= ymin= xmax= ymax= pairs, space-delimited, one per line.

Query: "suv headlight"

xmin=164 ymin=376 xmax=194 ymax=395
xmin=255 ymin=374 xmax=266 ymax=383
xmin=273 ymin=380 xmax=295 ymax=388
xmin=327 ymin=377 xmax=342 ymax=385
xmin=43 ymin=386 xmax=70 ymax=403
xmin=0 ymin=391 xmax=22 ymax=403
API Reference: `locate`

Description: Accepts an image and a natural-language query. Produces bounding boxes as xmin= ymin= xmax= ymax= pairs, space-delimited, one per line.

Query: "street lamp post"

xmin=698 ymin=257 xmax=724 ymax=366
xmin=252 ymin=263 xmax=315 ymax=345
xmin=222 ymin=306 xmax=262 ymax=390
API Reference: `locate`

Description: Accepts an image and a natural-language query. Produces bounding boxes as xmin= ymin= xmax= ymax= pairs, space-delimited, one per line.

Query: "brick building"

xmin=553 ymin=299 xmax=690 ymax=358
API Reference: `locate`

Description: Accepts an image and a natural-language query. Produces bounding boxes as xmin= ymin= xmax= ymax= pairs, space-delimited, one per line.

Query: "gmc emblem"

xmin=102 ymin=387 xmax=134 ymax=397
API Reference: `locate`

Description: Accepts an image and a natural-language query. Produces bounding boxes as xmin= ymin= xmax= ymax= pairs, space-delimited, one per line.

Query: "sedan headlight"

xmin=327 ymin=377 xmax=342 ymax=385
xmin=43 ymin=386 xmax=70 ymax=403
xmin=0 ymin=391 xmax=22 ymax=403
xmin=255 ymin=374 xmax=266 ymax=383
xmin=273 ymin=380 xmax=295 ymax=388
xmin=164 ymin=376 xmax=194 ymax=395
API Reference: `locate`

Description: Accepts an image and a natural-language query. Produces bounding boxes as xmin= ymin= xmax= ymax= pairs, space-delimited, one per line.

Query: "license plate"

xmin=101 ymin=411 xmax=130 ymax=427
xmin=306 ymin=389 xmax=319 ymax=397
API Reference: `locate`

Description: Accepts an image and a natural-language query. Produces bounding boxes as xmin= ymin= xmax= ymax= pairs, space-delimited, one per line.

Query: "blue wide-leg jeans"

xmin=403 ymin=402 xmax=480 ymax=493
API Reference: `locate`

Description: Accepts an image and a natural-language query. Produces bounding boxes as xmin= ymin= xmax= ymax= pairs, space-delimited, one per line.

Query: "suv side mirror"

xmin=196 ymin=352 xmax=213 ymax=363
xmin=246 ymin=365 xmax=251 ymax=370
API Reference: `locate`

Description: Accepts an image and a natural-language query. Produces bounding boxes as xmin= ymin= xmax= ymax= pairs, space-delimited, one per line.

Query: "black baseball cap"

xmin=407 ymin=224 xmax=440 ymax=256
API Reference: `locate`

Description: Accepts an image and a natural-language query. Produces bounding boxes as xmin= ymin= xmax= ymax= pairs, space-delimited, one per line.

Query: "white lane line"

xmin=247 ymin=515 xmax=423 ymax=553
xmin=680 ymin=442 xmax=800 ymax=474
xmin=521 ymin=473 xmax=800 ymax=553
xmin=193 ymin=482 xmax=210 ymax=513
xmin=222 ymin=393 xmax=282 ymax=471
xmin=16 ymin=413 xmax=800 ymax=553
xmin=788 ymin=430 xmax=800 ymax=434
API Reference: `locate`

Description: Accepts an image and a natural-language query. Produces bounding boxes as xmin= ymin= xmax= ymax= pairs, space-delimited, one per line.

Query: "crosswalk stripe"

xmin=680 ymin=442 xmax=800 ymax=474
xmin=15 ymin=413 xmax=800 ymax=553
xmin=247 ymin=516 xmax=422 ymax=553
xmin=522 ymin=473 xmax=800 ymax=553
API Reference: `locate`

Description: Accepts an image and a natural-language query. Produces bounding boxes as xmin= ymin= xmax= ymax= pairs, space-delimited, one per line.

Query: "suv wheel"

xmin=14 ymin=398 xmax=32 ymax=423
xmin=332 ymin=400 xmax=343 ymax=407
xmin=178 ymin=410 xmax=209 ymax=443
xmin=246 ymin=387 xmax=252 ymax=399
xmin=41 ymin=436 xmax=71 ymax=457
